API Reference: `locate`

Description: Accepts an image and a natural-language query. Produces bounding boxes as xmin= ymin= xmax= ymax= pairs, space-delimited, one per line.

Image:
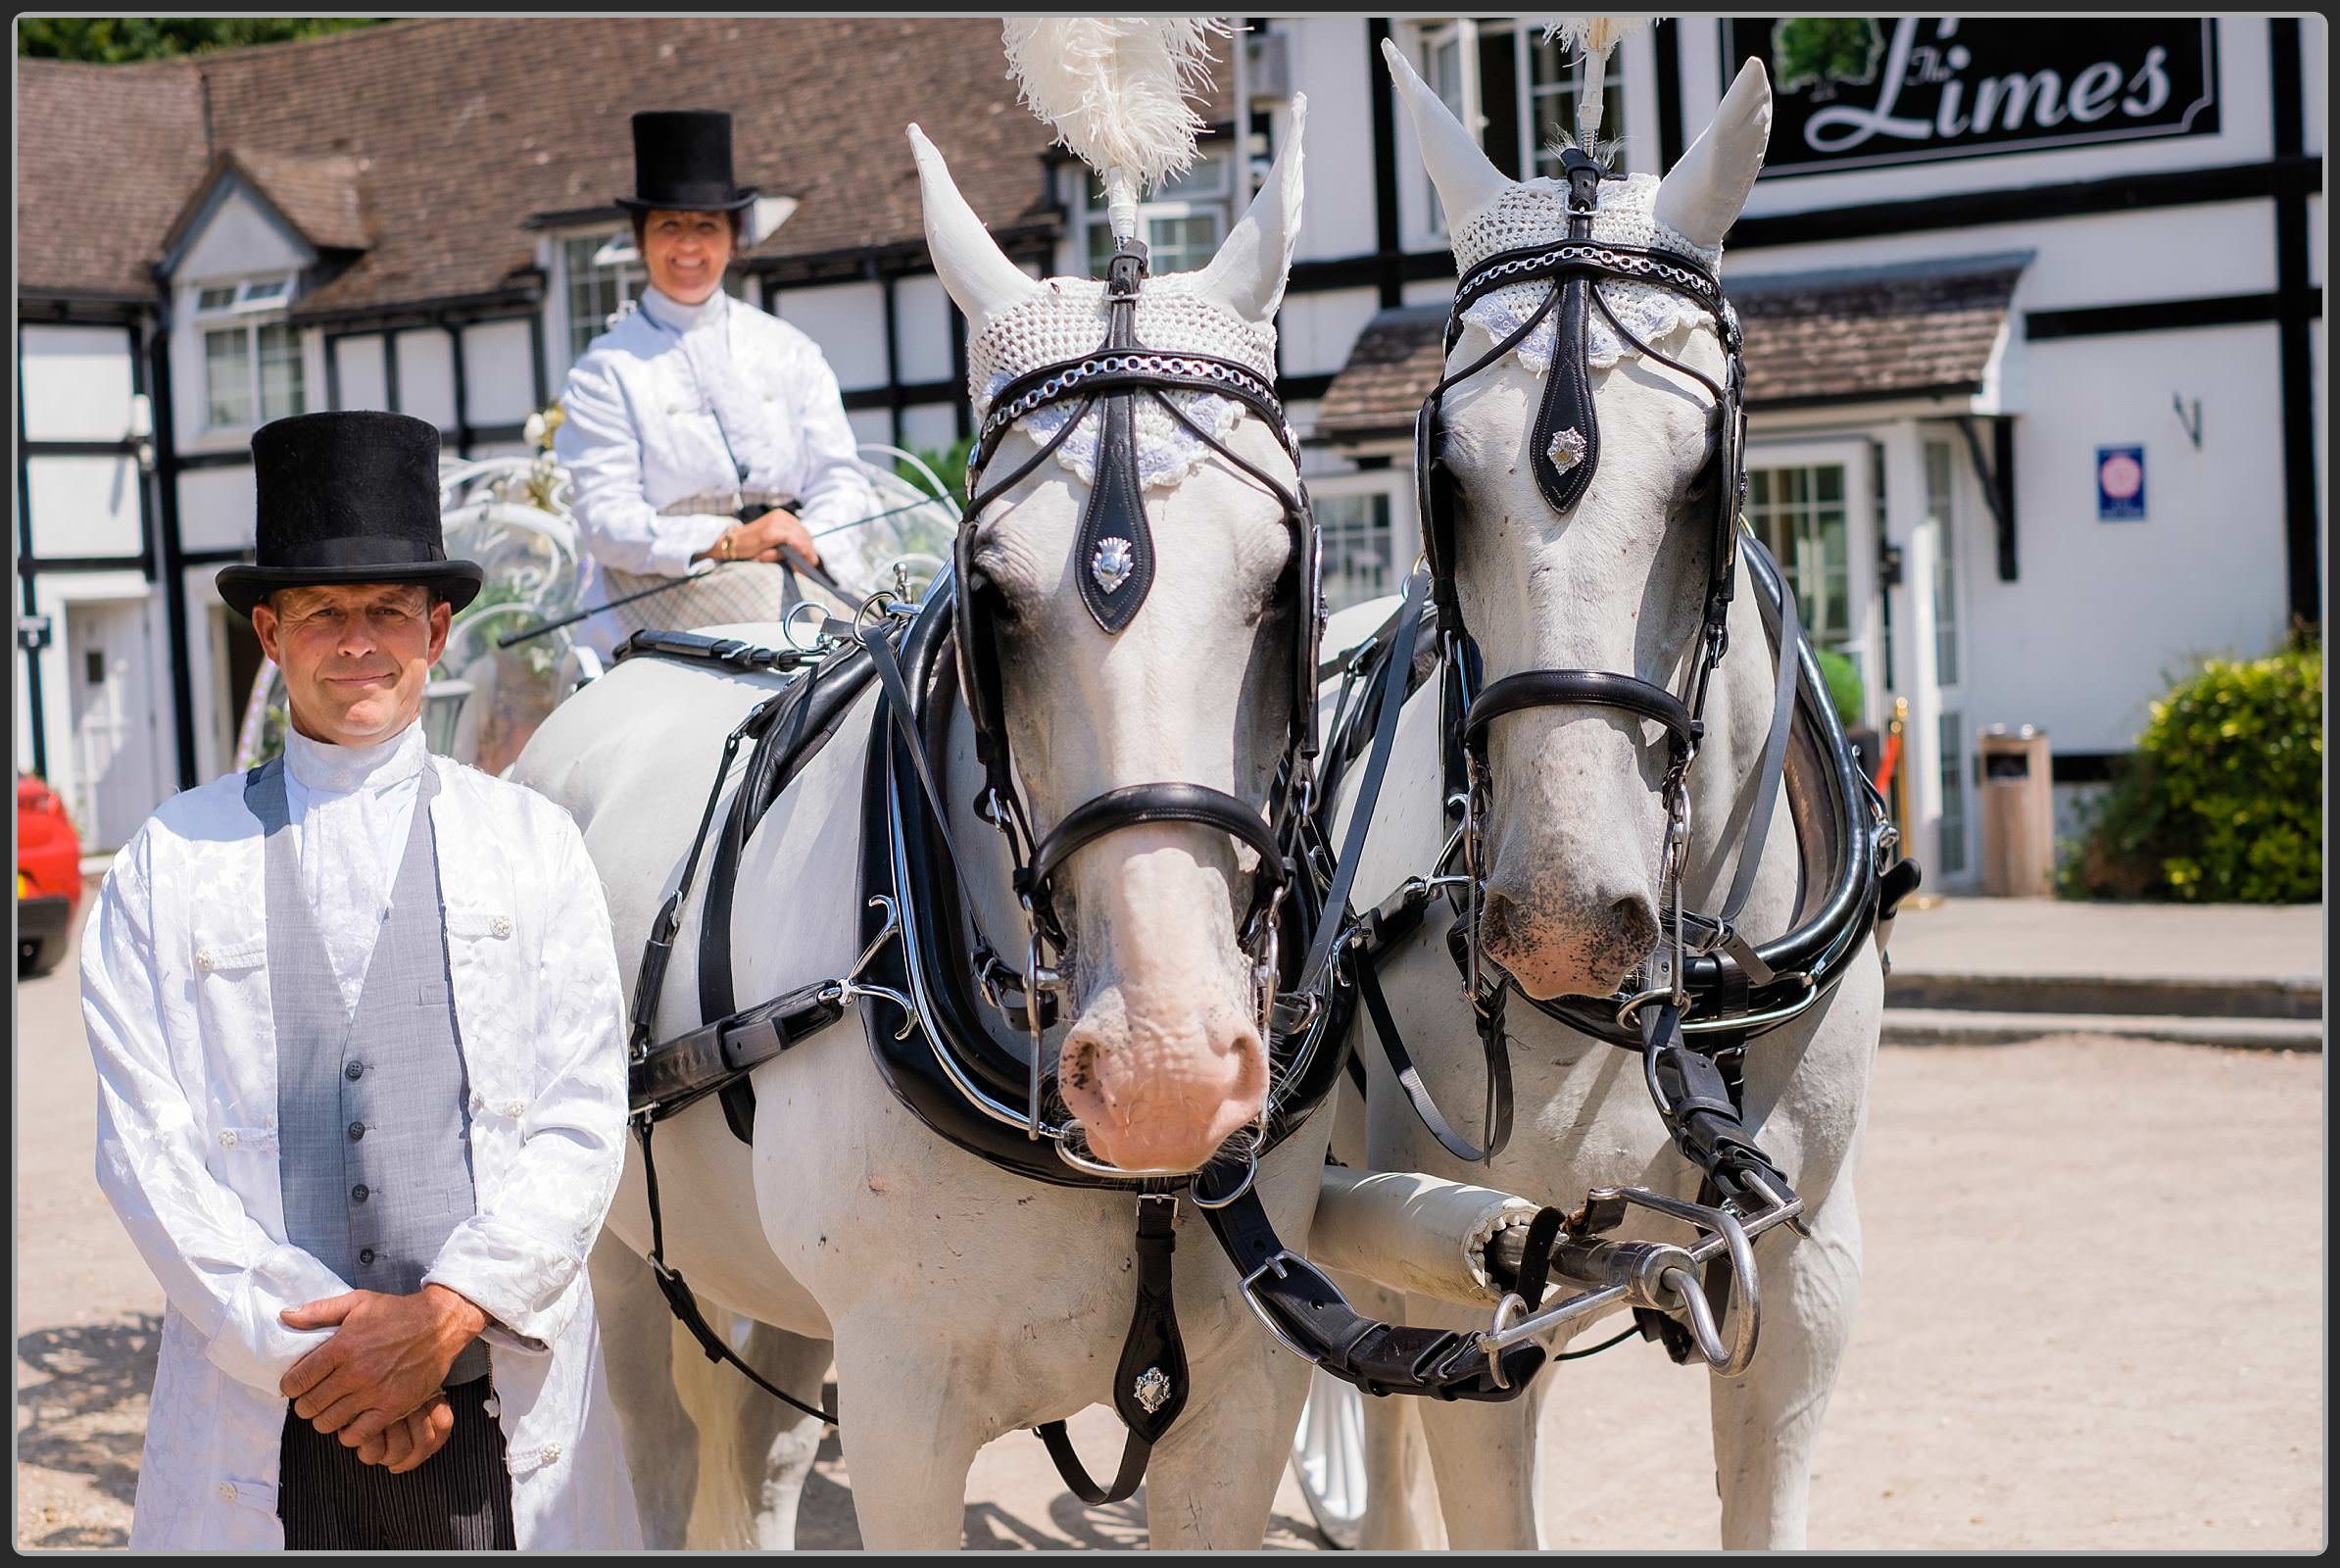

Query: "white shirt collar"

xmin=284 ymin=717 xmax=429 ymax=797
xmin=640 ymin=284 xmax=727 ymax=336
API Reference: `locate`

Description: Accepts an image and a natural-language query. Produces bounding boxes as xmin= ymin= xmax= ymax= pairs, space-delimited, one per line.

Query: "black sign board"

xmin=1724 ymin=18 xmax=2220 ymax=176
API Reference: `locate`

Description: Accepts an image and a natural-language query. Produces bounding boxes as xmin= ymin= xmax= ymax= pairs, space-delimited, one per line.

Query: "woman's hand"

xmin=699 ymin=508 xmax=820 ymax=567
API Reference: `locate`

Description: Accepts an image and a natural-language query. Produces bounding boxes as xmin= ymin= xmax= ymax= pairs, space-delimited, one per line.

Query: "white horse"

xmin=511 ymin=119 xmax=1336 ymax=1549
xmin=1334 ymin=50 xmax=1887 ymax=1550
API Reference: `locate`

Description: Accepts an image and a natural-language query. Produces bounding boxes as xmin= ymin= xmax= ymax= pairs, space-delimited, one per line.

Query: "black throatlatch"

xmin=1075 ymin=241 xmax=1157 ymax=633
xmin=1528 ymin=148 xmax=1610 ymax=514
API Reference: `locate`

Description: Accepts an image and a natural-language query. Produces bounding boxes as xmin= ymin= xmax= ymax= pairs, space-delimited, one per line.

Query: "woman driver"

xmin=557 ymin=110 xmax=876 ymax=635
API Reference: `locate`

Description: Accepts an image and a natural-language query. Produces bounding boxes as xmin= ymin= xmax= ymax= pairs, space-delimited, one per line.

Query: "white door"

xmin=1740 ymin=437 xmax=1882 ymax=727
xmin=65 ymin=599 xmax=164 ymax=853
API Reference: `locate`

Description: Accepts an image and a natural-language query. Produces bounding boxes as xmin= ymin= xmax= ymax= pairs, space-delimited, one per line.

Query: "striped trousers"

xmin=276 ymin=1377 xmax=515 ymax=1549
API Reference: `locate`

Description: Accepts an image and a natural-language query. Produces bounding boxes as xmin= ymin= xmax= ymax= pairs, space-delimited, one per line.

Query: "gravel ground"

xmin=16 ymin=895 xmax=2325 ymax=1550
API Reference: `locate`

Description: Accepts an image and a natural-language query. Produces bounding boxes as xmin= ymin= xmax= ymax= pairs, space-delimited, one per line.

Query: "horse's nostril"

xmin=1612 ymin=895 xmax=1659 ymax=955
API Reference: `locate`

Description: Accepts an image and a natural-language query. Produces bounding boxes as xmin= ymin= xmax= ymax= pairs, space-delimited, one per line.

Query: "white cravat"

xmin=280 ymin=719 xmax=430 ymax=1013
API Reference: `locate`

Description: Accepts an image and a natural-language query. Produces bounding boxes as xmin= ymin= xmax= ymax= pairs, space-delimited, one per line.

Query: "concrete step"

xmin=1884 ymin=969 xmax=2321 ymax=1021
xmin=1882 ymin=1006 xmax=2324 ymax=1053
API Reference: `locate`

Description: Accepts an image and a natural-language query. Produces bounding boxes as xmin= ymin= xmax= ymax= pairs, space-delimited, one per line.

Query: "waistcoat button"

xmin=352 ymin=1184 xmax=369 ymax=1202
xmin=345 ymin=1061 xmax=365 ymax=1081
xmin=491 ymin=915 xmax=513 ymax=938
xmin=358 ymin=1248 xmax=375 ymax=1266
xmin=218 ymin=1482 xmax=236 ymax=1501
xmin=539 ymin=1442 xmax=561 ymax=1465
xmin=348 ymin=1121 xmax=366 ymax=1142
xmin=217 ymin=1129 xmax=238 ymax=1149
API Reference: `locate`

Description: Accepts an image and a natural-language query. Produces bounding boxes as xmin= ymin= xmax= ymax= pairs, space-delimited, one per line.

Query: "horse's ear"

xmin=909 ymin=123 xmax=1041 ymax=330
xmin=1192 ymin=94 xmax=1306 ymax=324
xmin=1653 ymin=58 xmax=1773 ymax=251
xmin=1381 ymin=34 xmax=1507 ymax=233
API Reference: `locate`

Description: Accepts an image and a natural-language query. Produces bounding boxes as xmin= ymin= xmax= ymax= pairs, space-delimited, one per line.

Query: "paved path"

xmin=1885 ymin=894 xmax=2324 ymax=986
xmin=17 ymin=892 xmax=2325 ymax=1549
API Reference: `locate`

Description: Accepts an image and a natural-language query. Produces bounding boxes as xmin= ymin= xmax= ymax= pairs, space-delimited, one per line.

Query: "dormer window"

xmin=196 ymin=273 xmax=304 ymax=429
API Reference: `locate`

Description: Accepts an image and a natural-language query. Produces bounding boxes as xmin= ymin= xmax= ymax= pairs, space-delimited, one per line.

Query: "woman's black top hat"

xmin=216 ymin=411 xmax=483 ymax=615
xmin=617 ymin=109 xmax=757 ymax=215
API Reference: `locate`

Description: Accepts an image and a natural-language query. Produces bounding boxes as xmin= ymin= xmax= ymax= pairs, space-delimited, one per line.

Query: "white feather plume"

xmin=1543 ymin=16 xmax=1662 ymax=151
xmin=1001 ymin=17 xmax=1231 ymax=242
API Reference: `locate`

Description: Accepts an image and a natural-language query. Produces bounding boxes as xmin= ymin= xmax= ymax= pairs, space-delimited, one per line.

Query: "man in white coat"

xmin=81 ymin=411 xmax=641 ymax=1549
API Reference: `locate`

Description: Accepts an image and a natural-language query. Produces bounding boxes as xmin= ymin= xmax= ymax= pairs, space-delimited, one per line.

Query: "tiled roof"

xmin=1731 ymin=254 xmax=2026 ymax=406
xmin=1313 ymin=305 xmax=1448 ymax=438
xmin=231 ymin=150 xmax=371 ymax=253
xmin=1313 ymin=255 xmax=2027 ymax=438
xmin=16 ymin=58 xmax=209 ymax=301
xmin=21 ymin=18 xmax=1229 ymax=317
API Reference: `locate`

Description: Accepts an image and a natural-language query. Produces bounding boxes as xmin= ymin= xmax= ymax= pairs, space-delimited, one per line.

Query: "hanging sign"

xmin=1724 ymin=18 xmax=2221 ymax=176
xmin=16 ymin=613 xmax=53 ymax=651
xmin=2096 ymin=445 xmax=2146 ymax=522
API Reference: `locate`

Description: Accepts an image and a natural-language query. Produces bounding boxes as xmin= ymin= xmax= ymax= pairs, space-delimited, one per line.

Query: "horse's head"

xmin=911 ymin=110 xmax=1308 ymax=1173
xmin=1388 ymin=44 xmax=1771 ymax=1001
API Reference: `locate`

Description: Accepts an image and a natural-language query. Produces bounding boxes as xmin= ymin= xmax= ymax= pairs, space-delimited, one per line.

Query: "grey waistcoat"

xmin=248 ymin=757 xmax=490 ymax=1386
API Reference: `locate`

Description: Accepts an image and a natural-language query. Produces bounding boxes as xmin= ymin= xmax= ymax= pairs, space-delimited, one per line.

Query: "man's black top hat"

xmin=617 ymin=109 xmax=757 ymax=215
xmin=216 ymin=412 xmax=483 ymax=616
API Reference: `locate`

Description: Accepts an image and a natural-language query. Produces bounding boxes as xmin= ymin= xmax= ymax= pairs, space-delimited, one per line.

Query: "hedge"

xmin=2060 ymin=632 xmax=2322 ymax=903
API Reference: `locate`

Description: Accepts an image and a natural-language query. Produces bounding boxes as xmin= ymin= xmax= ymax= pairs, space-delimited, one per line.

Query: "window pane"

xmin=1925 ymin=440 xmax=1960 ymax=688
xmin=197 ymin=285 xmax=236 ymax=313
xmin=1745 ymin=461 xmax=1853 ymax=657
xmin=1146 ymin=215 xmax=1222 ymax=273
xmin=1476 ymin=23 xmax=1523 ymax=179
xmin=242 ymin=277 xmax=289 ymax=305
xmin=205 ymin=328 xmax=253 ymax=427
xmin=565 ymin=232 xmax=643 ymax=368
xmin=1528 ymin=24 xmax=1629 ymax=176
xmin=1316 ymin=491 xmax=1395 ymax=616
xmin=1936 ymin=710 xmax=1969 ymax=877
xmin=258 ymin=321 xmax=305 ymax=419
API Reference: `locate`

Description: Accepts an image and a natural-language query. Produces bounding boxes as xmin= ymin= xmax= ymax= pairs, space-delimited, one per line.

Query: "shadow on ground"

xmin=17 ymin=1314 xmax=160 ymax=1547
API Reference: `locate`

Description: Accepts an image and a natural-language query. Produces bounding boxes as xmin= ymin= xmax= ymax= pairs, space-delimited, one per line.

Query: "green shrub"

xmin=1812 ymin=646 xmax=1864 ymax=732
xmin=2060 ymin=632 xmax=2322 ymax=903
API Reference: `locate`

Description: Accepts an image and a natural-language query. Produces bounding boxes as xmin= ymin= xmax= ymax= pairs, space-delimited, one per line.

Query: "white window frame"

xmin=1304 ymin=466 xmax=1420 ymax=619
xmin=556 ymin=226 xmax=650 ymax=374
xmin=1072 ymin=139 xmax=1236 ymax=276
xmin=193 ymin=272 xmax=304 ymax=432
xmin=1407 ymin=18 xmax=1634 ymax=244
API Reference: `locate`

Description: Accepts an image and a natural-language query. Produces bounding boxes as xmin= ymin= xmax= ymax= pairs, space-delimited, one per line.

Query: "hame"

xmin=1804 ymin=18 xmax=2174 ymax=154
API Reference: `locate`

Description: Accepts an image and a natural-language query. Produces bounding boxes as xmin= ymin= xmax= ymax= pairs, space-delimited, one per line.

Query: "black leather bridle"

xmin=948 ymin=239 xmax=1331 ymax=1162
xmin=1391 ymin=147 xmax=1913 ymax=1185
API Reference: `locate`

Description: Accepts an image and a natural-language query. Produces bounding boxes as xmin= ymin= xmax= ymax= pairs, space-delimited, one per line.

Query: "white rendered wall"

xmin=176 ymin=465 xmax=260 ymax=556
xmin=335 ymin=333 xmax=391 ymax=411
xmin=394 ymin=331 xmax=458 ymax=431
xmin=1283 ymin=16 xmax=1381 ymax=263
xmin=26 ymin=457 xmax=143 ymax=559
xmin=1279 ymin=287 xmax=1383 ymax=378
xmin=173 ymin=184 xmax=309 ymax=286
xmin=461 ymin=319 xmax=537 ymax=427
xmin=1955 ymin=323 xmax=2292 ymax=756
xmin=893 ymin=273 xmax=956 ymax=386
xmin=772 ymin=280 xmax=890 ymax=393
xmin=21 ymin=324 xmax=138 ymax=442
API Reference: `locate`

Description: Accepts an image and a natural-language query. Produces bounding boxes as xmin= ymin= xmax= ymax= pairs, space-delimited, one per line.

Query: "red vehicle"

xmin=17 ymin=773 xmax=83 ymax=977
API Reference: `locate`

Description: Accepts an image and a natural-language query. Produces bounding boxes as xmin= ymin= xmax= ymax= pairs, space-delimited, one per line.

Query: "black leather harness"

xmin=613 ymin=242 xmax=1544 ymax=1505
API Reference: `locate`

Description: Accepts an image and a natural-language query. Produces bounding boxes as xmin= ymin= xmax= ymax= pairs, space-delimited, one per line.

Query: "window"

xmin=564 ymin=232 xmax=649 ymax=368
xmin=1316 ymin=490 xmax=1398 ymax=616
xmin=1924 ymin=439 xmax=1961 ymax=688
xmin=1745 ymin=464 xmax=1854 ymax=656
xmin=563 ymin=228 xmax=746 ymax=368
xmin=1416 ymin=18 xmax=1633 ymax=235
xmin=195 ymin=276 xmax=304 ymax=429
xmin=1085 ymin=146 xmax=1233 ymax=275
xmin=1936 ymin=710 xmax=1969 ymax=878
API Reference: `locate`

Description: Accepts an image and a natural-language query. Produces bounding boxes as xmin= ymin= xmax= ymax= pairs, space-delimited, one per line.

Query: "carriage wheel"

xmin=1288 ymin=1366 xmax=1367 ymax=1548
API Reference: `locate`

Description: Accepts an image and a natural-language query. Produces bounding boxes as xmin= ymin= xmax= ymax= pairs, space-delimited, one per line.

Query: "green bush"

xmin=1812 ymin=646 xmax=1864 ymax=732
xmin=2060 ymin=632 xmax=2322 ymax=903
